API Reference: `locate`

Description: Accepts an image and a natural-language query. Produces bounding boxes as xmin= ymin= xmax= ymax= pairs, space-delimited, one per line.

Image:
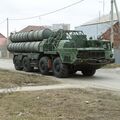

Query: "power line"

xmin=10 ymin=0 xmax=85 ymax=21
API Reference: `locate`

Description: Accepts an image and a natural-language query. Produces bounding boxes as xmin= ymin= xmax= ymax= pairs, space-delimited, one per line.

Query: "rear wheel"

xmin=81 ymin=68 xmax=96 ymax=76
xmin=39 ymin=57 xmax=50 ymax=75
xmin=53 ymin=57 xmax=68 ymax=78
xmin=13 ymin=56 xmax=23 ymax=70
xmin=22 ymin=57 xmax=33 ymax=72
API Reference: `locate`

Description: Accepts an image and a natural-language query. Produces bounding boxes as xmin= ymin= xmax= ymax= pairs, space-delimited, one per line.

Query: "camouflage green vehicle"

xmin=7 ymin=29 xmax=114 ymax=78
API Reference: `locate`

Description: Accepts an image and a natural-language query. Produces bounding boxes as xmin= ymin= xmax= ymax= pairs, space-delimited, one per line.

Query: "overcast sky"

xmin=0 ymin=0 xmax=120 ymax=37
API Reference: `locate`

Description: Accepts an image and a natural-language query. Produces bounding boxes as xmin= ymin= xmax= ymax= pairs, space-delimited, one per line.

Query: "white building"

xmin=75 ymin=14 xmax=118 ymax=39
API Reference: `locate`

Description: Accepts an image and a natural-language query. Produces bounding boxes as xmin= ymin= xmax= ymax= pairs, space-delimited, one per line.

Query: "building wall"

xmin=101 ymin=22 xmax=120 ymax=49
xmin=114 ymin=49 xmax=120 ymax=64
xmin=0 ymin=34 xmax=7 ymax=58
xmin=0 ymin=45 xmax=7 ymax=58
xmin=0 ymin=51 xmax=1 ymax=57
xmin=100 ymin=23 xmax=120 ymax=64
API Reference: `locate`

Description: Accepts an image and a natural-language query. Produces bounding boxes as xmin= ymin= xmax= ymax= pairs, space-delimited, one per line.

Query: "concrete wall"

xmin=114 ymin=49 xmax=120 ymax=64
xmin=0 ymin=45 xmax=7 ymax=58
xmin=0 ymin=51 xmax=1 ymax=57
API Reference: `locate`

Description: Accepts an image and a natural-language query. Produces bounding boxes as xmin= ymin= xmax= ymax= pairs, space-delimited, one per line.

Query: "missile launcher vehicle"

xmin=7 ymin=29 xmax=114 ymax=78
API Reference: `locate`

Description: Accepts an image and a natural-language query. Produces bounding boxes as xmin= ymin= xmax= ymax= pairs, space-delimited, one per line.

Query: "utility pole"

xmin=114 ymin=0 xmax=120 ymax=23
xmin=110 ymin=0 xmax=114 ymax=44
xmin=114 ymin=0 xmax=120 ymax=35
xmin=7 ymin=18 xmax=9 ymax=58
xmin=110 ymin=0 xmax=120 ymax=46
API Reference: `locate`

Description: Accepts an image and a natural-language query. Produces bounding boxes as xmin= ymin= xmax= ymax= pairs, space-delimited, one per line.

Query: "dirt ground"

xmin=0 ymin=69 xmax=60 ymax=88
xmin=1 ymin=59 xmax=120 ymax=91
xmin=0 ymin=88 xmax=120 ymax=120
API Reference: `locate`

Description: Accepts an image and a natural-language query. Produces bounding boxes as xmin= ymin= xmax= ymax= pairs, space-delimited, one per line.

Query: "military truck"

xmin=7 ymin=29 xmax=114 ymax=78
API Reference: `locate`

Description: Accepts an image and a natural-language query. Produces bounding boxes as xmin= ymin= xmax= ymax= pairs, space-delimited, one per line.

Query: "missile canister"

xmin=7 ymin=42 xmax=42 ymax=53
xmin=10 ymin=29 xmax=52 ymax=42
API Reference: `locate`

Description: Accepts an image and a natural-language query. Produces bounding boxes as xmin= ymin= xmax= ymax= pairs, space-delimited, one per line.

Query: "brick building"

xmin=101 ymin=22 xmax=120 ymax=49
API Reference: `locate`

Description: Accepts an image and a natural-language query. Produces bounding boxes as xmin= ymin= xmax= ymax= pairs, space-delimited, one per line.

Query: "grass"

xmin=0 ymin=69 xmax=60 ymax=88
xmin=0 ymin=88 xmax=120 ymax=120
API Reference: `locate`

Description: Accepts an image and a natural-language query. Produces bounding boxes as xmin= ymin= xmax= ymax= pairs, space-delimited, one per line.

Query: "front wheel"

xmin=81 ymin=69 xmax=96 ymax=76
xmin=53 ymin=57 xmax=68 ymax=78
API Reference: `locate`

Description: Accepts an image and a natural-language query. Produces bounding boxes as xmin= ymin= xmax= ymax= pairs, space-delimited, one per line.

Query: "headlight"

xmin=110 ymin=54 xmax=113 ymax=58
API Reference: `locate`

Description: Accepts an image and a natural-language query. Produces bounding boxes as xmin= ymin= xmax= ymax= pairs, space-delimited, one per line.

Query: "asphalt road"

xmin=0 ymin=59 xmax=120 ymax=91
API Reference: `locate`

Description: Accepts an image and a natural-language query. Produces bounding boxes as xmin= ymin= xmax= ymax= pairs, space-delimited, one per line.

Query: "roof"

xmin=19 ymin=25 xmax=48 ymax=32
xmin=0 ymin=33 xmax=6 ymax=38
xmin=81 ymin=13 xmax=119 ymax=26
xmin=75 ymin=13 xmax=120 ymax=39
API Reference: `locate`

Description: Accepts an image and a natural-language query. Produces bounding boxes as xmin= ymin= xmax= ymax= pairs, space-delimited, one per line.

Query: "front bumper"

xmin=74 ymin=58 xmax=115 ymax=65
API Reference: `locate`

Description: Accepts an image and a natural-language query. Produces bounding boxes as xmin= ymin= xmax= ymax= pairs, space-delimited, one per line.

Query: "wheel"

xmin=53 ymin=57 xmax=68 ymax=78
xmin=81 ymin=68 xmax=96 ymax=76
xmin=22 ymin=57 xmax=33 ymax=72
xmin=39 ymin=57 xmax=50 ymax=75
xmin=13 ymin=56 xmax=23 ymax=70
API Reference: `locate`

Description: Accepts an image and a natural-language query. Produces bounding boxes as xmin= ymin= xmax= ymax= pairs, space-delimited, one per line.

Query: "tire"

xmin=22 ymin=57 xmax=33 ymax=72
xmin=53 ymin=57 xmax=68 ymax=78
xmin=13 ymin=56 xmax=23 ymax=70
xmin=39 ymin=57 xmax=50 ymax=75
xmin=81 ymin=68 xmax=96 ymax=76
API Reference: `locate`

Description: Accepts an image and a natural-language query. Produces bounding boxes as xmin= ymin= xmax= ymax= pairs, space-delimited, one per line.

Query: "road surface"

xmin=0 ymin=59 xmax=120 ymax=91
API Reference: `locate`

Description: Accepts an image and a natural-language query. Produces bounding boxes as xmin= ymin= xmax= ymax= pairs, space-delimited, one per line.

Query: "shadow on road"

xmin=64 ymin=72 xmax=112 ymax=82
xmin=16 ymin=69 xmax=113 ymax=82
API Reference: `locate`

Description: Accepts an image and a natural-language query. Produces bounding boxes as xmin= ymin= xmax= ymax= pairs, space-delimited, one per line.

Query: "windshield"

xmin=63 ymin=31 xmax=87 ymax=48
xmin=87 ymin=40 xmax=102 ymax=48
